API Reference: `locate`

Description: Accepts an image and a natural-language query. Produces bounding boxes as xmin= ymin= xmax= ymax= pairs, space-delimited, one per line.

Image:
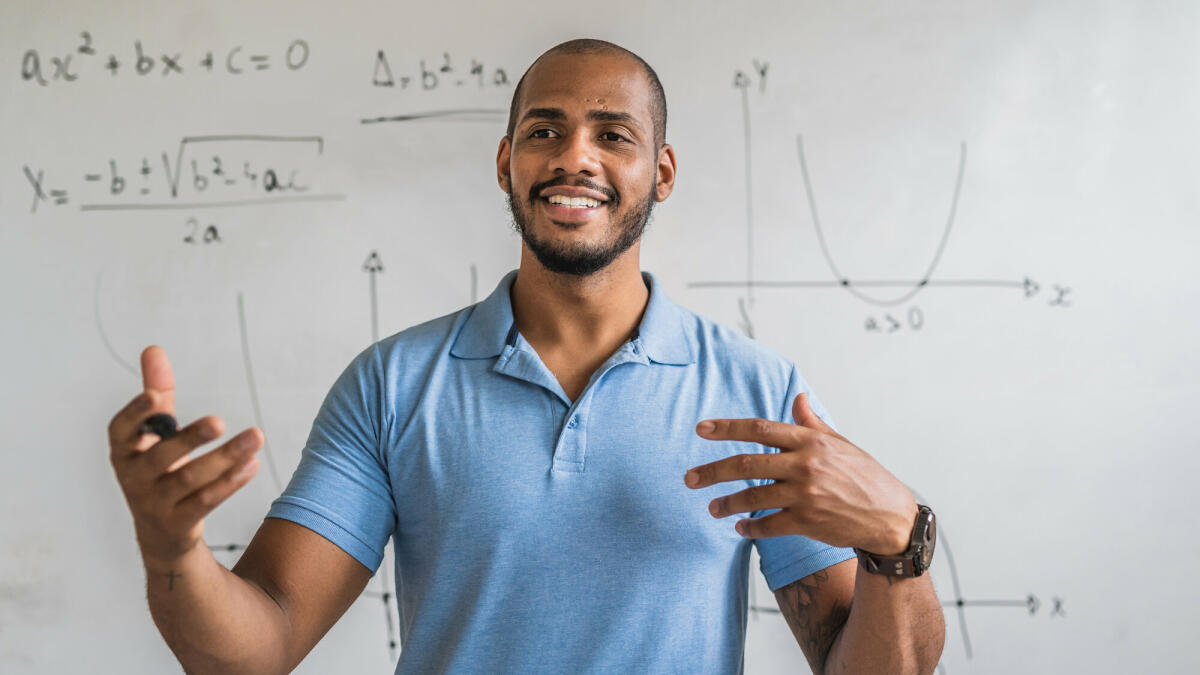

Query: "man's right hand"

xmin=108 ymin=345 xmax=263 ymax=564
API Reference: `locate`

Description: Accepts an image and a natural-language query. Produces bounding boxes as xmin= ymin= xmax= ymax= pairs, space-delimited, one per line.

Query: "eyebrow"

xmin=522 ymin=107 xmax=645 ymax=134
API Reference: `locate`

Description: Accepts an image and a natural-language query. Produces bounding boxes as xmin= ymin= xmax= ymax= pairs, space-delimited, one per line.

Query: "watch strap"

xmin=853 ymin=504 xmax=935 ymax=578
xmin=854 ymin=545 xmax=927 ymax=577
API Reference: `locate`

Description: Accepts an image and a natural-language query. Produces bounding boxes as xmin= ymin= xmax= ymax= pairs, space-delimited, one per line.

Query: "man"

xmin=108 ymin=39 xmax=944 ymax=674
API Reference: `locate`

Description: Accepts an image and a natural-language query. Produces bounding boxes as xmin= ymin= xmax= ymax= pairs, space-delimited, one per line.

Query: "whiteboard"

xmin=2 ymin=1 xmax=1198 ymax=673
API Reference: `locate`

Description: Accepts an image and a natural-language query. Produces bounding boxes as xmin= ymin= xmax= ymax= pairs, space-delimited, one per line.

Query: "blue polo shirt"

xmin=266 ymin=269 xmax=855 ymax=674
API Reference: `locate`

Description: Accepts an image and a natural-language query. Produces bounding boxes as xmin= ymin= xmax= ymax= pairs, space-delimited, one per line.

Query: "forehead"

xmin=516 ymin=52 xmax=652 ymax=125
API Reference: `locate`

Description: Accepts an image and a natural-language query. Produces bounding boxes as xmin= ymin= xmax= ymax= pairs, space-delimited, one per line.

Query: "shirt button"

xmin=567 ymin=415 xmax=578 ymax=429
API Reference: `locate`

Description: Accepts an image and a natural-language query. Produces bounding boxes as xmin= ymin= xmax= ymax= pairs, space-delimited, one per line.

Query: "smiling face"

xmin=497 ymin=50 xmax=675 ymax=277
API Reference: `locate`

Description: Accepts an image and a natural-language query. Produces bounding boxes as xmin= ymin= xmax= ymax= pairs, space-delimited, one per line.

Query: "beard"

xmin=507 ymin=174 xmax=656 ymax=277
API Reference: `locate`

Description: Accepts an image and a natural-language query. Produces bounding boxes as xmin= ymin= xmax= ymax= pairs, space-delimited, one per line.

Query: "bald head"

xmin=505 ymin=39 xmax=667 ymax=148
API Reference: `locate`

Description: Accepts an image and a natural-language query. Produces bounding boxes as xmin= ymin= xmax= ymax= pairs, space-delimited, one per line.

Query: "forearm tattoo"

xmin=776 ymin=570 xmax=852 ymax=674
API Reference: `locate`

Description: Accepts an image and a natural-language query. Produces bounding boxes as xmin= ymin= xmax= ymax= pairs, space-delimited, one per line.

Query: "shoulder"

xmin=671 ymin=303 xmax=802 ymax=417
xmin=375 ymin=306 xmax=472 ymax=360
xmin=361 ymin=305 xmax=478 ymax=391
xmin=320 ymin=305 xmax=472 ymax=402
xmin=325 ymin=305 xmax=475 ymax=403
xmin=324 ymin=305 xmax=477 ymax=439
xmin=679 ymin=305 xmax=793 ymax=373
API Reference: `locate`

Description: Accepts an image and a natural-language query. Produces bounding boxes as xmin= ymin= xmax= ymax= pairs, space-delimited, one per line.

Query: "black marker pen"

xmin=140 ymin=413 xmax=179 ymax=440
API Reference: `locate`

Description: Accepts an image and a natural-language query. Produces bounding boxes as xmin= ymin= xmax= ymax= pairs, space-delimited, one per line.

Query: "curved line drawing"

xmin=797 ymin=135 xmax=967 ymax=307
xmin=94 ymin=270 xmax=139 ymax=377
xmin=910 ymin=488 xmax=973 ymax=660
xmin=737 ymin=297 xmax=755 ymax=339
xmin=747 ymin=485 xmax=975 ymax=667
xmin=225 ymin=291 xmax=402 ymax=661
xmin=236 ymin=292 xmax=284 ymax=493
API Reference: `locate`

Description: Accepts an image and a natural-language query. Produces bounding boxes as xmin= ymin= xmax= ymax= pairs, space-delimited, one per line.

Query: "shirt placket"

xmin=493 ymin=336 xmax=649 ymax=474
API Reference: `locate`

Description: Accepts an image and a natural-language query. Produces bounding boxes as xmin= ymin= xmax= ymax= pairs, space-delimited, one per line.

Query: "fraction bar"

xmin=80 ymin=194 xmax=346 ymax=211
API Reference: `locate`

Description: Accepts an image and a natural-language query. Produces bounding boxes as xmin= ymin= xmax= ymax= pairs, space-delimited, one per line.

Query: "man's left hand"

xmin=685 ymin=393 xmax=918 ymax=555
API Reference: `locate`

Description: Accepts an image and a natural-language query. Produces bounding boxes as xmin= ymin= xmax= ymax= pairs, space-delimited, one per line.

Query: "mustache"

xmin=527 ymin=176 xmax=619 ymax=205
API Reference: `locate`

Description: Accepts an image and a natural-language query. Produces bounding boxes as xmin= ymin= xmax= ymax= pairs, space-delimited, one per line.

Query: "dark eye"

xmin=530 ymin=128 xmax=557 ymax=139
xmin=601 ymin=131 xmax=628 ymax=143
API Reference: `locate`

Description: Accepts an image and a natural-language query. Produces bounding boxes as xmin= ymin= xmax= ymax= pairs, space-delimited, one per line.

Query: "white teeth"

xmin=546 ymin=194 xmax=602 ymax=208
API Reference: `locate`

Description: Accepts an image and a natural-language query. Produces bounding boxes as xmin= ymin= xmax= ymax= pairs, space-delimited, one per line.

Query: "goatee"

xmin=507 ymin=176 xmax=655 ymax=277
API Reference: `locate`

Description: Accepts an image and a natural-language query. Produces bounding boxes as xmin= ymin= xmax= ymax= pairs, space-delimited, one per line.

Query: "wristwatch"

xmin=854 ymin=504 xmax=936 ymax=578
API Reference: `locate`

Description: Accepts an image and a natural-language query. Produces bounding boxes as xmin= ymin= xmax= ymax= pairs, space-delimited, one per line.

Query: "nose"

xmin=549 ymin=129 xmax=601 ymax=176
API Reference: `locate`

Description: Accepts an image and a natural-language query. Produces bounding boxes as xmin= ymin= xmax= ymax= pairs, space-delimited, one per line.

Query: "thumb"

xmin=792 ymin=392 xmax=831 ymax=431
xmin=140 ymin=345 xmax=176 ymax=414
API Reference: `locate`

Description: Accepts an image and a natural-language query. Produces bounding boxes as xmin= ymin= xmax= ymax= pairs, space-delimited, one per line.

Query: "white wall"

xmin=2 ymin=1 xmax=1197 ymax=673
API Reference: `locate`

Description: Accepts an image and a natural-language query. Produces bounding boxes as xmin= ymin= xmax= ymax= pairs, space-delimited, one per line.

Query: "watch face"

xmin=921 ymin=512 xmax=936 ymax=566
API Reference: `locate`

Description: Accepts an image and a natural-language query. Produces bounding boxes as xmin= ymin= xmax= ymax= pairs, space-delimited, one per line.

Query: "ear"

xmin=496 ymin=135 xmax=512 ymax=194
xmin=655 ymin=142 xmax=676 ymax=202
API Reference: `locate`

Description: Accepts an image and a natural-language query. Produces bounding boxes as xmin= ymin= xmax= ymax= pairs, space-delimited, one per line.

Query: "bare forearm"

xmin=823 ymin=571 xmax=944 ymax=675
xmin=143 ymin=540 xmax=290 ymax=675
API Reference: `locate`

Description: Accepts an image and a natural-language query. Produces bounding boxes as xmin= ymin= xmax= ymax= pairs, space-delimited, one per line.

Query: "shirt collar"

xmin=449 ymin=269 xmax=696 ymax=365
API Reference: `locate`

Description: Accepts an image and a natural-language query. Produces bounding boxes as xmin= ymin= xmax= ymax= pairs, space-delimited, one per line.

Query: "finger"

xmin=108 ymin=390 xmax=156 ymax=453
xmin=708 ymin=482 xmax=791 ymax=518
xmin=140 ymin=345 xmax=176 ymax=413
xmin=734 ymin=511 xmax=797 ymax=539
xmin=685 ymin=453 xmax=792 ymax=489
xmin=139 ymin=416 xmax=227 ymax=479
xmin=695 ymin=417 xmax=814 ymax=448
xmin=793 ymin=393 xmax=836 ymax=435
xmin=159 ymin=427 xmax=262 ymax=506
xmin=174 ymin=453 xmax=260 ymax=524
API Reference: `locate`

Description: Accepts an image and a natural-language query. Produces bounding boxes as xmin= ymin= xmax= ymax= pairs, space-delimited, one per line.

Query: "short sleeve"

xmin=752 ymin=364 xmax=857 ymax=591
xmin=265 ymin=343 xmax=396 ymax=572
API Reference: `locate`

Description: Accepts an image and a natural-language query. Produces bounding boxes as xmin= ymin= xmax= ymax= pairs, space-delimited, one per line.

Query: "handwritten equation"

xmin=21 ymin=134 xmax=342 ymax=213
xmin=23 ymin=135 xmax=343 ymax=245
xmin=20 ymin=31 xmax=309 ymax=85
xmin=860 ymin=280 xmax=1072 ymax=335
xmin=371 ymin=50 xmax=510 ymax=91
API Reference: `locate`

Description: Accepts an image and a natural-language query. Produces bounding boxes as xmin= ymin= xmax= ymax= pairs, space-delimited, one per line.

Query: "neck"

xmin=510 ymin=246 xmax=649 ymax=356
